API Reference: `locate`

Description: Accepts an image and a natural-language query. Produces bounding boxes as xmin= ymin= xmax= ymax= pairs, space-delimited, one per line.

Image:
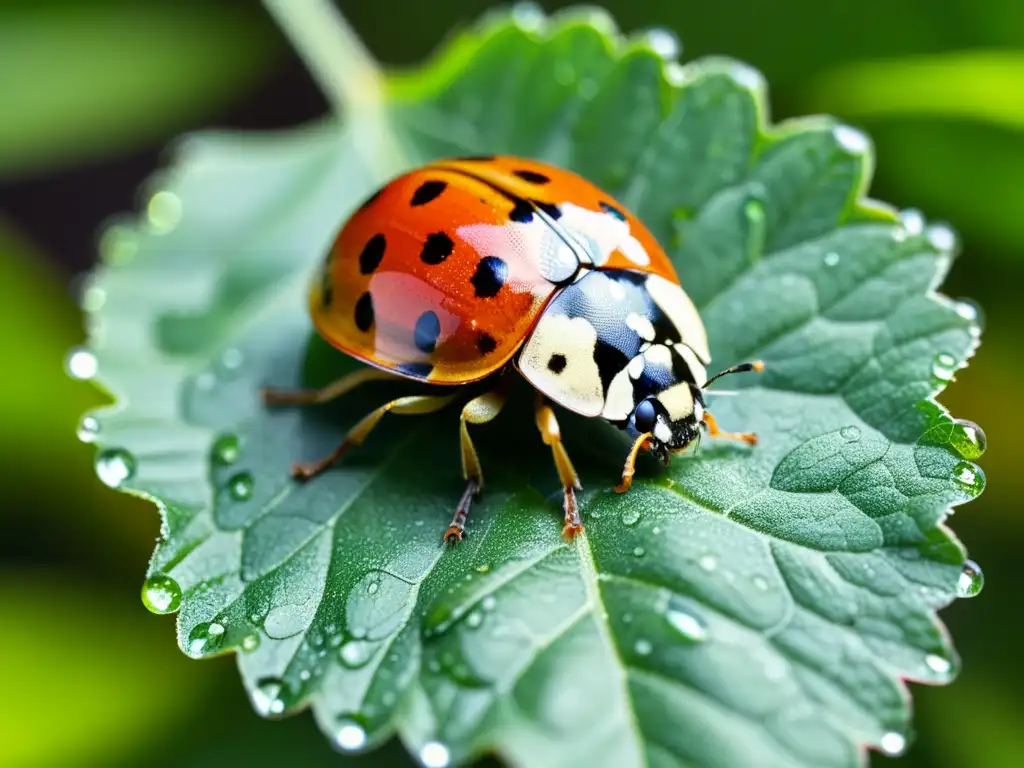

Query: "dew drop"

xmin=212 ymin=434 xmax=241 ymax=466
xmin=642 ymin=28 xmax=680 ymax=60
xmin=252 ymin=677 xmax=286 ymax=716
xmin=241 ymin=633 xmax=261 ymax=652
xmin=926 ymin=223 xmax=958 ymax=253
xmin=96 ymin=448 xmax=136 ymax=488
xmin=466 ymin=611 xmax=484 ymax=629
xmin=954 ymin=299 xmax=983 ymax=327
xmin=950 ymin=419 xmax=986 ymax=460
xmin=634 ymin=638 xmax=653 ymax=656
xmin=953 ymin=461 xmax=983 ymax=492
xmin=880 ymin=732 xmax=907 ymax=757
xmin=65 ymin=347 xmax=98 ymax=380
xmin=187 ymin=621 xmax=225 ymax=657
xmin=419 ymin=741 xmax=451 ymax=768
xmin=727 ymin=62 xmax=762 ymax=90
xmin=840 ymin=425 xmax=861 ymax=442
xmin=147 ymin=191 xmax=182 ymax=233
xmin=664 ymin=62 xmax=688 ymax=87
xmin=699 ymin=554 xmax=718 ymax=572
xmin=633 ymin=546 xmax=645 ymax=558
xmin=339 ymin=640 xmax=375 ymax=669
xmin=899 ymin=209 xmax=925 ymax=236
xmin=932 ymin=352 xmax=957 ymax=381
xmin=334 ymin=718 xmax=368 ymax=751
xmin=823 ymin=251 xmax=840 ymax=267
xmin=228 ymin=472 xmax=254 ymax=500
xmin=957 ymin=559 xmax=984 ymax=598
xmin=666 ymin=608 xmax=707 ymax=642
xmin=622 ymin=508 xmax=641 ymax=526
xmin=925 ymin=653 xmax=952 ymax=676
xmin=752 ymin=576 xmax=769 ymax=591
xmin=481 ymin=595 xmax=496 ymax=612
xmin=141 ymin=574 xmax=181 ymax=614
xmin=510 ymin=1 xmax=544 ymax=32
xmin=833 ymin=125 xmax=869 ymax=155
xmin=99 ymin=224 xmax=139 ymax=264
xmin=77 ymin=415 xmax=100 ymax=443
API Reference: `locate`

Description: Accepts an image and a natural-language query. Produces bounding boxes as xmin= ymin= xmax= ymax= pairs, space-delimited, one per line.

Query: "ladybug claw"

xmin=290 ymin=462 xmax=317 ymax=482
xmin=443 ymin=526 xmax=464 ymax=545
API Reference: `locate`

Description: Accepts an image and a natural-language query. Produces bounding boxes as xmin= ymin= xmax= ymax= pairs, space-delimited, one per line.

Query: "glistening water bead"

xmin=957 ymin=560 xmax=984 ymax=598
xmin=141 ymin=574 xmax=182 ymax=614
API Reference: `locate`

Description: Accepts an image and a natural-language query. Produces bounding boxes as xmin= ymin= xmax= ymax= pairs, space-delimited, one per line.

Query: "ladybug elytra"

xmin=262 ymin=155 xmax=762 ymax=542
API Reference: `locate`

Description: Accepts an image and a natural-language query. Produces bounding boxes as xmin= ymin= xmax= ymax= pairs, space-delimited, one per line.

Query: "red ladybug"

xmin=263 ymin=156 xmax=762 ymax=542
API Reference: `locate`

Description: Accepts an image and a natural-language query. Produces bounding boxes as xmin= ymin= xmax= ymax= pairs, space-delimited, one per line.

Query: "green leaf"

xmin=0 ymin=3 xmax=281 ymax=179
xmin=78 ymin=4 xmax=986 ymax=766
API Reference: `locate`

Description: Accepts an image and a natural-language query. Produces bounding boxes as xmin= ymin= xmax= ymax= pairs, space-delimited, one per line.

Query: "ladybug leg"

xmin=445 ymin=378 xmax=512 ymax=545
xmin=290 ymin=393 xmax=458 ymax=481
xmin=533 ymin=394 xmax=584 ymax=541
xmin=702 ymin=411 xmax=758 ymax=446
xmin=614 ymin=432 xmax=653 ymax=494
xmin=261 ymin=368 xmax=401 ymax=406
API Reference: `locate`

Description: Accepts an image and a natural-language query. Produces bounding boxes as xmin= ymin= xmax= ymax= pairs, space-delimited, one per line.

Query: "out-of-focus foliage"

xmin=0 ymin=2 xmax=283 ymax=179
xmin=0 ymin=0 xmax=1021 ymax=766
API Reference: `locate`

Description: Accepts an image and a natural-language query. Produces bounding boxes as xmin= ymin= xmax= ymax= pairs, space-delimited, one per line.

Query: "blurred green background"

xmin=0 ymin=0 xmax=1018 ymax=765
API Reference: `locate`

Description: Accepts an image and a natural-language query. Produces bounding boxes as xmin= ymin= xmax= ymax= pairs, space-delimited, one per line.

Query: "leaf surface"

xmin=79 ymin=7 xmax=985 ymax=767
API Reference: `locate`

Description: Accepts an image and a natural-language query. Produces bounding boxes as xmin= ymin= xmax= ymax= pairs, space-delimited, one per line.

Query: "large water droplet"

xmin=334 ymin=718 xmax=368 ymax=751
xmin=925 ymin=653 xmax=952 ymax=676
xmin=220 ymin=347 xmax=244 ymax=372
xmin=96 ymin=448 xmax=135 ymax=487
xmin=465 ymin=610 xmax=484 ymax=629
xmin=823 ymin=251 xmax=840 ymax=267
xmin=932 ymin=352 xmax=957 ymax=382
xmin=241 ymin=633 xmax=261 ymax=653
xmin=632 ymin=546 xmax=645 ymax=558
xmin=252 ymin=677 xmax=286 ymax=716
xmin=642 ymin=28 xmax=680 ymax=59
xmin=880 ymin=732 xmax=907 ymax=757
xmin=953 ymin=461 xmax=983 ymax=493
xmin=622 ymin=508 xmax=640 ymax=526
xmin=77 ymin=415 xmax=100 ymax=443
xmin=187 ymin=621 xmax=225 ymax=657
xmin=950 ymin=419 xmax=986 ymax=460
xmin=899 ymin=209 xmax=925 ymax=236
xmin=954 ymin=298 xmax=984 ymax=328
xmin=141 ymin=574 xmax=181 ymax=614
xmin=840 ymin=425 xmax=861 ymax=442
xmin=957 ymin=560 xmax=984 ymax=598
xmin=65 ymin=347 xmax=98 ymax=380
xmin=339 ymin=639 xmax=376 ymax=669
xmin=212 ymin=434 xmax=241 ymax=466
xmin=419 ymin=741 xmax=451 ymax=768
xmin=665 ymin=607 xmax=707 ymax=642
xmin=147 ymin=191 xmax=182 ymax=233
xmin=80 ymin=282 xmax=106 ymax=312
xmin=481 ymin=595 xmax=496 ymax=612
xmin=698 ymin=554 xmax=718 ymax=572
xmin=634 ymin=638 xmax=653 ymax=656
xmin=926 ymin=224 xmax=958 ymax=253
xmin=833 ymin=125 xmax=869 ymax=155
xmin=228 ymin=472 xmax=254 ymax=500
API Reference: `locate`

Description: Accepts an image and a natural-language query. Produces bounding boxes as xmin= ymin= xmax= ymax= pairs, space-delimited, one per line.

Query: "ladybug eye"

xmin=633 ymin=399 xmax=657 ymax=434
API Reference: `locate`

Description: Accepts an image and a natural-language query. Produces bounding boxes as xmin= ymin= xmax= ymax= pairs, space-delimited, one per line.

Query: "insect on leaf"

xmin=75 ymin=4 xmax=986 ymax=767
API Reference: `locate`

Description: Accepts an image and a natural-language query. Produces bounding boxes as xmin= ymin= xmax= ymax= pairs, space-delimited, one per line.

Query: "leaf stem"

xmin=262 ymin=0 xmax=384 ymax=118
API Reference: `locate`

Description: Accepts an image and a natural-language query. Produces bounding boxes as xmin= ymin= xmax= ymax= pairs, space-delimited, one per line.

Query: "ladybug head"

xmin=627 ymin=384 xmax=702 ymax=464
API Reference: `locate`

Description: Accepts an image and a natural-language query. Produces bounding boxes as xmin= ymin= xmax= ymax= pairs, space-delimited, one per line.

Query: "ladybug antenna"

xmin=703 ymin=360 xmax=764 ymax=389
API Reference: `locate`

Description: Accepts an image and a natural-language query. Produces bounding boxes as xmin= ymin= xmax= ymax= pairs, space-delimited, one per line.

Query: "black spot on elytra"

xmin=411 ymin=180 xmax=447 ymax=206
xmin=470 ymin=256 xmax=508 ymax=298
xmin=514 ymin=169 xmax=551 ymax=184
xmin=477 ymin=333 xmax=497 ymax=356
xmin=534 ymin=200 xmax=562 ymax=220
xmin=454 ymin=155 xmax=496 ymax=162
xmin=420 ymin=232 xmax=454 ymax=264
xmin=414 ymin=310 xmax=441 ymax=353
xmin=354 ymin=292 xmax=374 ymax=331
xmin=547 ymin=353 xmax=567 ymax=374
xmin=320 ymin=255 xmax=334 ymax=306
xmin=593 ymin=339 xmax=629 ymax=394
xmin=508 ymin=198 xmax=534 ymax=223
xmin=358 ymin=234 xmax=386 ymax=274
xmin=600 ymin=201 xmax=627 ymax=221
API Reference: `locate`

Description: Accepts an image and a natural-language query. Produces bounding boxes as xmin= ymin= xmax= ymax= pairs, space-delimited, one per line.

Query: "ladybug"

xmin=262 ymin=156 xmax=762 ymax=543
